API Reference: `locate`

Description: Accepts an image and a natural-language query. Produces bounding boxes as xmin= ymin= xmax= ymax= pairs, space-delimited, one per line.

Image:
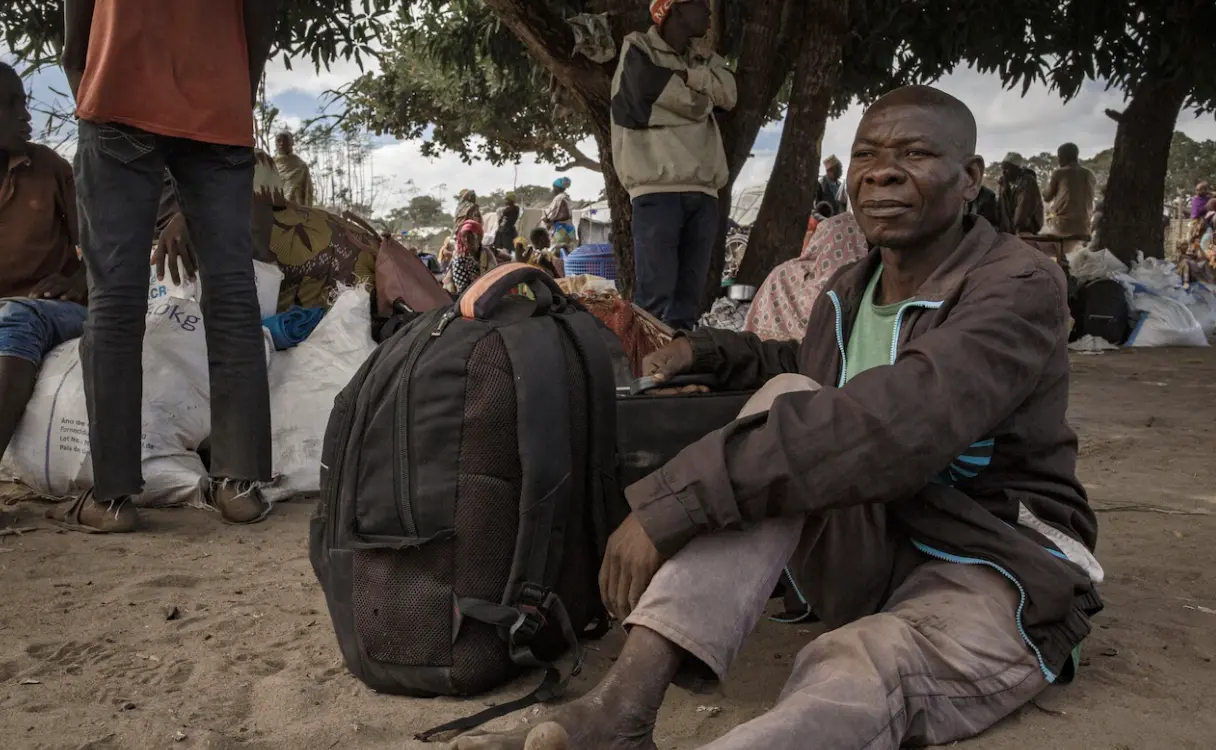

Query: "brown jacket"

xmin=627 ymin=217 xmax=1102 ymax=680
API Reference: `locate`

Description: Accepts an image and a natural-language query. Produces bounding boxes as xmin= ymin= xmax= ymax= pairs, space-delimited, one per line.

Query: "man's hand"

xmin=152 ymin=213 xmax=197 ymax=285
xmin=28 ymin=272 xmax=87 ymax=303
xmin=641 ymin=338 xmax=696 ymax=383
xmin=599 ymin=513 xmax=665 ymax=620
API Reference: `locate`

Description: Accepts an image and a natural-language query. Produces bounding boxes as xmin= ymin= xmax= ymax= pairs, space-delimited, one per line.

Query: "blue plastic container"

xmin=562 ymin=244 xmax=617 ymax=281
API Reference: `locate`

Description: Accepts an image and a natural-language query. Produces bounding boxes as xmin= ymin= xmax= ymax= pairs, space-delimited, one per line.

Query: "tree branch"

xmin=555 ymin=140 xmax=602 ymax=173
xmin=1105 ymin=108 xmax=1124 ymax=123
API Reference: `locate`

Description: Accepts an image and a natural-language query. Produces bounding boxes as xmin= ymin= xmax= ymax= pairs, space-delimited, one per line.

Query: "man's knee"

xmin=739 ymin=374 xmax=821 ymax=419
xmin=0 ymin=300 xmax=58 ymax=366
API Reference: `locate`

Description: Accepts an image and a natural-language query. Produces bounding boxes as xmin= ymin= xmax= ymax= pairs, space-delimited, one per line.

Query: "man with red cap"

xmin=611 ymin=0 xmax=735 ymax=331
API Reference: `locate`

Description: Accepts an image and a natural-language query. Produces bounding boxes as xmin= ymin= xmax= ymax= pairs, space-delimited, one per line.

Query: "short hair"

xmin=529 ymin=227 xmax=549 ymax=242
xmin=1059 ymin=142 xmax=1080 ymax=161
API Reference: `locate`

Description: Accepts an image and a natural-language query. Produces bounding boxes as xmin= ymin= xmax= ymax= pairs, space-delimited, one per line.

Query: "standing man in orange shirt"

xmin=52 ymin=0 xmax=280 ymax=532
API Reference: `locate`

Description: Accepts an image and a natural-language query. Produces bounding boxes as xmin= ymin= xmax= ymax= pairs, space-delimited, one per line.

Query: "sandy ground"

xmin=2 ymin=346 xmax=1215 ymax=750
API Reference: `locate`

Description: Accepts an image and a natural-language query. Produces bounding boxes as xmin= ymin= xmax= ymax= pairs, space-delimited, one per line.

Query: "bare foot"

xmin=448 ymin=699 xmax=655 ymax=750
xmin=447 ymin=627 xmax=680 ymax=750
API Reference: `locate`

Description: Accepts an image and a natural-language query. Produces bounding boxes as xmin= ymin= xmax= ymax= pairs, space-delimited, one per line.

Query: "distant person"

xmin=454 ymin=189 xmax=481 ymax=230
xmin=967 ymin=184 xmax=1000 ymax=227
xmin=997 ymin=152 xmax=1044 ymax=234
xmin=1042 ymin=142 xmax=1096 ymax=253
xmin=514 ymin=228 xmax=560 ymax=278
xmin=1191 ymin=182 xmax=1211 ymax=220
xmin=611 ymin=0 xmax=736 ymax=330
xmin=493 ymin=192 xmax=521 ymax=250
xmin=543 ymin=177 xmax=577 ymax=252
xmin=817 ymin=155 xmax=846 ymax=216
xmin=442 ymin=220 xmax=497 ymax=296
xmin=54 ymin=0 xmax=279 ymax=532
xmin=274 ymin=131 xmax=314 ymax=206
xmin=0 ymin=63 xmax=84 ymax=467
xmin=1191 ymin=182 xmax=1212 ymax=244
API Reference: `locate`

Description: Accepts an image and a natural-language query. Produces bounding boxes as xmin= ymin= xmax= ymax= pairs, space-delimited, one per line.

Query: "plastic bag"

xmin=1 ymin=298 xmax=214 ymax=507
xmin=1185 ymin=282 xmax=1216 ymax=337
xmin=263 ymin=288 xmax=376 ymax=502
xmin=1067 ymin=247 xmax=1127 ymax=283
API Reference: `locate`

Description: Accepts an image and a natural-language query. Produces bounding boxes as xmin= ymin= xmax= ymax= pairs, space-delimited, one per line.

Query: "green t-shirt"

xmin=844 ymin=267 xmax=905 ymax=383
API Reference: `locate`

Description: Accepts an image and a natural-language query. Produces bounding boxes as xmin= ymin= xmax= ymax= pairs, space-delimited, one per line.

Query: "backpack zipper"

xmin=394 ymin=309 xmax=457 ymax=537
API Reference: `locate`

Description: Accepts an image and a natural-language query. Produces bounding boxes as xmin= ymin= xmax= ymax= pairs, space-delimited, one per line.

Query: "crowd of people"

xmin=3 ymin=0 xmax=1174 ymax=748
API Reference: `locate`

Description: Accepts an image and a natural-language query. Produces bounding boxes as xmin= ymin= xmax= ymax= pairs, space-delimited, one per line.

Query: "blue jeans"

xmin=75 ymin=120 xmax=271 ymax=500
xmin=0 ymin=299 xmax=88 ymax=366
xmin=632 ymin=192 xmax=719 ymax=331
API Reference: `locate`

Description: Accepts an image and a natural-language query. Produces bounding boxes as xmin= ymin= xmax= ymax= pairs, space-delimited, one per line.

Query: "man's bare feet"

xmin=445 ymin=627 xmax=681 ymax=750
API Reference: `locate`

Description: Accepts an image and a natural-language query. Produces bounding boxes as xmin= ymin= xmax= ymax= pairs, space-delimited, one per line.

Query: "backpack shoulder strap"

xmin=553 ymin=308 xmax=623 ymax=557
xmin=495 ymin=315 xmax=574 ymax=603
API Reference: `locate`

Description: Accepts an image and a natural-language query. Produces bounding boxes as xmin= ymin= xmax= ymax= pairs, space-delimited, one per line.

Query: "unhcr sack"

xmin=1 ymin=298 xmax=214 ymax=508
xmin=264 ymin=288 xmax=376 ymax=503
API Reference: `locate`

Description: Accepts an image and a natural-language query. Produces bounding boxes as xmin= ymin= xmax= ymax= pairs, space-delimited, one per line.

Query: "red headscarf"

xmin=650 ymin=0 xmax=689 ymax=26
xmin=455 ymin=219 xmax=484 ymax=258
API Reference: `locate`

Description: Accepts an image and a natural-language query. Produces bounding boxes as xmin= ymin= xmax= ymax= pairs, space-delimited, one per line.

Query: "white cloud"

xmin=263 ymin=55 xmax=380 ymax=98
xmin=364 ymin=136 xmax=605 ymax=214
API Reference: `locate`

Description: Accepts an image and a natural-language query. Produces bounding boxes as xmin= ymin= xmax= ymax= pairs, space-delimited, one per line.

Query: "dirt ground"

xmin=1 ymin=346 xmax=1214 ymax=750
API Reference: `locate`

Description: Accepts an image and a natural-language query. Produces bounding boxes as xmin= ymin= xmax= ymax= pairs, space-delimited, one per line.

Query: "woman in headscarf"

xmin=454 ymin=189 xmax=482 ymax=231
xmin=543 ymin=177 xmax=577 ymax=252
xmin=743 ymin=212 xmax=870 ymax=341
xmin=444 ymin=219 xmax=498 ymax=295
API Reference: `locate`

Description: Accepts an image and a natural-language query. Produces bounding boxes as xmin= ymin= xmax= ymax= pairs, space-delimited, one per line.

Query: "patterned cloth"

xmin=268 ymin=203 xmax=378 ymax=310
xmin=743 ymin=212 xmax=869 ymax=341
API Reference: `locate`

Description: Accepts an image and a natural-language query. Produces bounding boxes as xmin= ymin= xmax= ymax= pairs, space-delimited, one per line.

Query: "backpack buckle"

xmin=509 ymin=584 xmax=553 ymax=647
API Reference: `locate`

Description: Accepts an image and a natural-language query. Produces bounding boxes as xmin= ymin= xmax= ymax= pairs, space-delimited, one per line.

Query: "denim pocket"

xmin=96 ymin=123 xmax=156 ymax=165
xmin=210 ymin=144 xmax=255 ymax=168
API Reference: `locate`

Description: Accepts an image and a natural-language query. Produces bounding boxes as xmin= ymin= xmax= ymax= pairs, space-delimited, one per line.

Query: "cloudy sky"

xmin=13 ymin=52 xmax=1216 ymax=216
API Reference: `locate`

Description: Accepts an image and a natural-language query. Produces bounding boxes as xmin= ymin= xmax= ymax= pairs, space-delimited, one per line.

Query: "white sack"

xmin=149 ymin=259 xmax=283 ymax=319
xmin=1123 ymin=287 xmax=1209 ymax=348
xmin=1185 ymin=282 xmax=1216 ymax=337
xmin=1 ymin=298 xmax=214 ymax=507
xmin=264 ymin=289 xmax=376 ymax=502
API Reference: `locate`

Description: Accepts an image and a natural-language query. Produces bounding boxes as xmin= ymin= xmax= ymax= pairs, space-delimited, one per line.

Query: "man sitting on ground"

xmin=453 ymin=85 xmax=1103 ymax=750
xmin=0 ymin=63 xmax=84 ymax=465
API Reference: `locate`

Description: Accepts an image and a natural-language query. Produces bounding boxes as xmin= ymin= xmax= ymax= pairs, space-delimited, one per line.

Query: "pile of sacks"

xmin=1069 ymin=248 xmax=1216 ymax=349
xmin=1 ymin=268 xmax=377 ymax=509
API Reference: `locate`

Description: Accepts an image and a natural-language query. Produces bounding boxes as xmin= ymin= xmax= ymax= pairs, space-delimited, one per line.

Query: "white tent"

xmin=574 ymin=200 xmax=613 ymax=246
xmin=730 ymin=184 xmax=768 ymax=227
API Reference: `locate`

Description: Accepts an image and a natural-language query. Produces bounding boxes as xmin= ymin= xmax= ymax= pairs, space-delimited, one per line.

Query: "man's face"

xmin=847 ymin=104 xmax=981 ymax=250
xmin=1000 ymin=162 xmax=1019 ymax=183
xmin=668 ymin=0 xmax=711 ymax=40
xmin=275 ymin=134 xmax=292 ymax=154
xmin=826 ymin=163 xmax=842 ymax=181
xmin=0 ymin=71 xmax=33 ymax=154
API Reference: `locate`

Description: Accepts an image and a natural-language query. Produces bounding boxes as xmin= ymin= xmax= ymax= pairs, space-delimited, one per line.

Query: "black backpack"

xmin=309 ymin=264 xmax=622 ymax=740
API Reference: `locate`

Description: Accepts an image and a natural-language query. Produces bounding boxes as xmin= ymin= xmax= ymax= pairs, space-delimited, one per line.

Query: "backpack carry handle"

xmin=458 ymin=263 xmax=564 ymax=321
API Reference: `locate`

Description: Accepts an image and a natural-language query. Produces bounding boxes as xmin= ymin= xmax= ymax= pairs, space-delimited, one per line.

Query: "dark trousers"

xmin=75 ymin=120 xmax=271 ymax=501
xmin=632 ymin=192 xmax=718 ymax=331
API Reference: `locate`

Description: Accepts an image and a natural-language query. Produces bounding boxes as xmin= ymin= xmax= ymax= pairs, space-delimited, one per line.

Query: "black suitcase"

xmin=1076 ymin=279 xmax=1131 ymax=346
xmin=615 ymin=375 xmax=755 ymax=491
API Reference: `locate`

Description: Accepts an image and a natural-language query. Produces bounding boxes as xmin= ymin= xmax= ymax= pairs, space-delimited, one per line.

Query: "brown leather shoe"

xmin=47 ymin=491 xmax=139 ymax=534
xmin=211 ymin=480 xmax=271 ymax=525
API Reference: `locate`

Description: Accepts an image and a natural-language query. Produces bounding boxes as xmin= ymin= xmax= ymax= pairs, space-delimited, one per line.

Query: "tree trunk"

xmin=1095 ymin=76 xmax=1188 ymax=265
xmin=701 ymin=0 xmax=803 ymax=309
xmin=736 ymin=0 xmax=846 ymax=286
